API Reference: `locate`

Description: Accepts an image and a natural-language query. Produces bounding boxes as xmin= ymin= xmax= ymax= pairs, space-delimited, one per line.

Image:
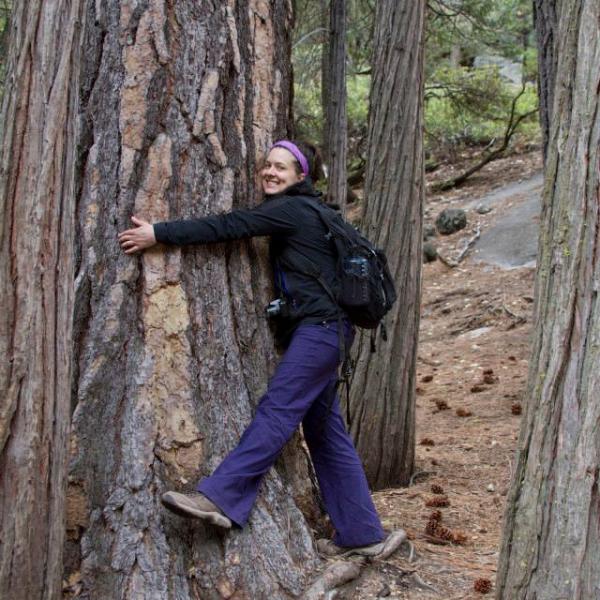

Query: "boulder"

xmin=435 ymin=208 xmax=467 ymax=235
xmin=423 ymin=223 xmax=437 ymax=240
xmin=423 ymin=241 xmax=438 ymax=263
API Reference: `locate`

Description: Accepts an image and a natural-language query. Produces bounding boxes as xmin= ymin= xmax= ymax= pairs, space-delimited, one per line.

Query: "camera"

xmin=265 ymin=298 xmax=289 ymax=319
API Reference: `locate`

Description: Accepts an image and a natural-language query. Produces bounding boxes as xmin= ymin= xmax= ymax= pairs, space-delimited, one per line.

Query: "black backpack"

xmin=319 ymin=203 xmax=397 ymax=330
xmin=293 ymin=199 xmax=397 ymax=334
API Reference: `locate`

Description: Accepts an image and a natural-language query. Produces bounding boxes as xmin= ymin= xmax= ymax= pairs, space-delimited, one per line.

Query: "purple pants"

xmin=197 ymin=321 xmax=385 ymax=547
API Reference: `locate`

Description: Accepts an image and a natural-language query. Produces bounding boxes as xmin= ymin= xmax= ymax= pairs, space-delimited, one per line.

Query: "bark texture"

xmin=65 ymin=1 xmax=321 ymax=598
xmin=533 ymin=0 xmax=558 ymax=161
xmin=346 ymin=0 xmax=425 ymax=489
xmin=322 ymin=0 xmax=348 ymax=211
xmin=0 ymin=0 xmax=83 ymax=598
xmin=496 ymin=1 xmax=600 ymax=597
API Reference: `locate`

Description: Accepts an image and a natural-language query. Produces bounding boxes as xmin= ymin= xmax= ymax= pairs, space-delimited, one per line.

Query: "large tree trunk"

xmin=346 ymin=0 xmax=425 ymax=489
xmin=533 ymin=0 xmax=558 ymax=161
xmin=322 ymin=0 xmax=348 ymax=211
xmin=64 ymin=1 xmax=322 ymax=598
xmin=496 ymin=1 xmax=600 ymax=597
xmin=0 ymin=0 xmax=83 ymax=598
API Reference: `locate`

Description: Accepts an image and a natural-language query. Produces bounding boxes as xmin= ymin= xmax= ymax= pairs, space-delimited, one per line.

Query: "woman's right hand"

xmin=118 ymin=216 xmax=157 ymax=254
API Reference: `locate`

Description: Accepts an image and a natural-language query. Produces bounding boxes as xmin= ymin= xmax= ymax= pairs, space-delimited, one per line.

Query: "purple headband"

xmin=271 ymin=140 xmax=309 ymax=177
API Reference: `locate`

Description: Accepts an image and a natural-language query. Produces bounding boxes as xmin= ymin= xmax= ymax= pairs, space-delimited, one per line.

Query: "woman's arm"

xmin=154 ymin=197 xmax=299 ymax=245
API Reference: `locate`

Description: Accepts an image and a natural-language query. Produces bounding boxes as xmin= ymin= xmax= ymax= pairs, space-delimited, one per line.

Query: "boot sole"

xmin=161 ymin=493 xmax=232 ymax=529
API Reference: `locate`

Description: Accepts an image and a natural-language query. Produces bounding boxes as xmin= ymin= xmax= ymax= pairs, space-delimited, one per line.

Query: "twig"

xmin=410 ymin=572 xmax=439 ymax=594
xmin=437 ymin=223 xmax=481 ymax=267
xmin=418 ymin=355 xmax=442 ymax=367
xmin=502 ymin=304 xmax=526 ymax=324
xmin=409 ymin=470 xmax=431 ymax=486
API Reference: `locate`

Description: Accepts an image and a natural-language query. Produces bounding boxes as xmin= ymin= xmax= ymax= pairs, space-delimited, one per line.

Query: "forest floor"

xmin=334 ymin=148 xmax=543 ymax=599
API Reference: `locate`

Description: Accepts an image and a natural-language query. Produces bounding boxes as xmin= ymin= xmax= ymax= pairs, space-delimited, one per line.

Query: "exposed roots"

xmin=302 ymin=530 xmax=412 ymax=598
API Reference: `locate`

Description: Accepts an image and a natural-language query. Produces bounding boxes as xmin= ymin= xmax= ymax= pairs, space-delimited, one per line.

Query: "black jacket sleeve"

xmin=153 ymin=196 xmax=298 ymax=245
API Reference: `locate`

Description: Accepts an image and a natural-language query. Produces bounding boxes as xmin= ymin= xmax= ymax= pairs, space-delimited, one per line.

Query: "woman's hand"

xmin=118 ymin=216 xmax=157 ymax=254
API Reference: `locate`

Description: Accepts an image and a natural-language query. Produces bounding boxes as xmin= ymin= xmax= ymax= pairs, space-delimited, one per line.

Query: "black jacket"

xmin=153 ymin=180 xmax=342 ymax=338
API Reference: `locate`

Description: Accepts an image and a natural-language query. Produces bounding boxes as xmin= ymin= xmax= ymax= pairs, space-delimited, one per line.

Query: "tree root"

xmin=302 ymin=530 xmax=412 ymax=598
xmin=301 ymin=558 xmax=365 ymax=600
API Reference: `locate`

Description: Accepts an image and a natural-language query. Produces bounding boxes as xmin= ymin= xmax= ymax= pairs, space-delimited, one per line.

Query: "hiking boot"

xmin=316 ymin=538 xmax=386 ymax=558
xmin=161 ymin=491 xmax=232 ymax=528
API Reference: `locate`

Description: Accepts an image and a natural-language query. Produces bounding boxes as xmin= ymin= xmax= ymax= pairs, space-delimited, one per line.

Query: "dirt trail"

xmin=334 ymin=150 xmax=542 ymax=599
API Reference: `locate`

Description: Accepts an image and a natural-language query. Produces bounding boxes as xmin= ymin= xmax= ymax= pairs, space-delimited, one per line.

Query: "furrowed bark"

xmin=0 ymin=0 xmax=83 ymax=597
xmin=346 ymin=0 xmax=425 ymax=489
xmin=65 ymin=2 xmax=321 ymax=598
xmin=497 ymin=1 xmax=600 ymax=597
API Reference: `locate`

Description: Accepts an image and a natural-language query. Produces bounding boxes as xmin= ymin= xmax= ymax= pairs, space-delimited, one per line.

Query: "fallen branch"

xmin=437 ymin=223 xmax=481 ymax=267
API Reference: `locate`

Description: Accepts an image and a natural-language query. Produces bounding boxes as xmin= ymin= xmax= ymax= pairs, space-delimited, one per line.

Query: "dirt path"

xmin=332 ymin=151 xmax=542 ymax=599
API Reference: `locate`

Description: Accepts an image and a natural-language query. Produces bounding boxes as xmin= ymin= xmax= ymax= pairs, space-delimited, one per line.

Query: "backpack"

xmin=293 ymin=199 xmax=397 ymax=333
xmin=318 ymin=203 xmax=397 ymax=330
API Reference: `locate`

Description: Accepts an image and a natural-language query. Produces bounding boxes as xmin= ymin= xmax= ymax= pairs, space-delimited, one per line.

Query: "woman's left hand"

xmin=118 ymin=216 xmax=157 ymax=254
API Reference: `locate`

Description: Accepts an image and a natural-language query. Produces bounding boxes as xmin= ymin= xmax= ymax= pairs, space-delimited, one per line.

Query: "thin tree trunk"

xmin=0 ymin=0 xmax=83 ymax=597
xmin=321 ymin=0 xmax=331 ymax=156
xmin=323 ymin=0 xmax=348 ymax=212
xmin=346 ymin=0 xmax=425 ymax=489
xmin=496 ymin=1 xmax=600 ymax=597
xmin=533 ymin=0 xmax=558 ymax=162
xmin=64 ymin=1 xmax=321 ymax=598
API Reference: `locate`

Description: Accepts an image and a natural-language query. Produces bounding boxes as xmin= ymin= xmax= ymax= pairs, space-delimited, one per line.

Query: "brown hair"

xmin=289 ymin=140 xmax=324 ymax=182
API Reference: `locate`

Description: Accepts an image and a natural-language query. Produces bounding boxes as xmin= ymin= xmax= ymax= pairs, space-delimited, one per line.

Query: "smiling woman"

xmin=261 ymin=145 xmax=306 ymax=195
xmin=117 ymin=138 xmax=397 ymax=558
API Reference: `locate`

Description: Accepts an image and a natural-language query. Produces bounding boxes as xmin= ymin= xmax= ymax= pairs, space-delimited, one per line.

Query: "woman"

xmin=118 ymin=140 xmax=388 ymax=556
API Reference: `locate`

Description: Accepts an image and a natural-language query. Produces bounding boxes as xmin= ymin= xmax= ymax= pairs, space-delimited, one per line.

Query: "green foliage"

xmin=0 ymin=0 xmax=12 ymax=95
xmin=425 ymin=66 xmax=539 ymax=155
xmin=292 ymin=0 xmax=540 ymax=166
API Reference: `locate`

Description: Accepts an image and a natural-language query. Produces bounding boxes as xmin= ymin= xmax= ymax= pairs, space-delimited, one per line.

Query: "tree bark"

xmin=320 ymin=0 xmax=330 ymax=155
xmin=346 ymin=0 xmax=425 ymax=489
xmin=496 ymin=1 xmax=600 ymax=597
xmin=65 ymin=1 xmax=322 ymax=598
xmin=0 ymin=0 xmax=83 ymax=598
xmin=322 ymin=0 xmax=348 ymax=212
xmin=533 ymin=0 xmax=558 ymax=162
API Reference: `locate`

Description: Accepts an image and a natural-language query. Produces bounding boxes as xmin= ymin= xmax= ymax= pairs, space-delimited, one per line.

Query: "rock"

xmin=435 ymin=208 xmax=467 ymax=235
xmin=476 ymin=203 xmax=493 ymax=214
xmin=423 ymin=241 xmax=438 ymax=262
xmin=423 ymin=223 xmax=437 ymax=240
xmin=486 ymin=483 xmax=495 ymax=492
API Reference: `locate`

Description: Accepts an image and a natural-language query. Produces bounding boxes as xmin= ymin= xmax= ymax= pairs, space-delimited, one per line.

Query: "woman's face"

xmin=261 ymin=147 xmax=305 ymax=195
